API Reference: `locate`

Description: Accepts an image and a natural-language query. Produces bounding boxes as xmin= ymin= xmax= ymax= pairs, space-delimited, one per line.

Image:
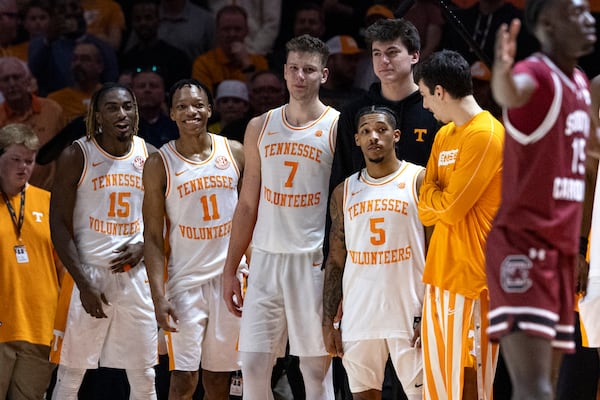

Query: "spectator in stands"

xmin=156 ymin=0 xmax=215 ymax=61
xmin=320 ymin=35 xmax=365 ymax=110
xmin=0 ymin=57 xmax=64 ymax=190
xmin=131 ymin=67 xmax=178 ymax=147
xmin=441 ymin=0 xmax=537 ymax=65
xmin=0 ymin=0 xmax=23 ymax=59
xmin=269 ymin=2 xmax=326 ymax=73
xmin=81 ymin=0 xmax=125 ymax=49
xmin=27 ymin=0 xmax=119 ymax=95
xmin=205 ymin=0 xmax=282 ymax=55
xmin=120 ymin=0 xmax=191 ymax=89
xmin=220 ymin=69 xmax=286 ymax=143
xmin=208 ymin=79 xmax=250 ymax=134
xmin=47 ymin=41 xmax=103 ymax=124
xmin=403 ymin=0 xmax=444 ymax=60
xmin=192 ymin=4 xmax=268 ymax=94
xmin=13 ymin=0 xmax=51 ymax=61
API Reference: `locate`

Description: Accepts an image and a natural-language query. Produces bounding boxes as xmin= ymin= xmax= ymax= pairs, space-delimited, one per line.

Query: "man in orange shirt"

xmin=48 ymin=41 xmax=103 ymax=124
xmin=0 ymin=123 xmax=63 ymax=400
xmin=0 ymin=57 xmax=64 ymax=190
xmin=192 ymin=5 xmax=268 ymax=94
xmin=415 ymin=50 xmax=503 ymax=400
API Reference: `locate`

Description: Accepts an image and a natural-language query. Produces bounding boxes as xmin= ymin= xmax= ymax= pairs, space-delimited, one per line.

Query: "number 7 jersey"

xmin=253 ymin=105 xmax=339 ymax=253
xmin=159 ymin=134 xmax=240 ymax=294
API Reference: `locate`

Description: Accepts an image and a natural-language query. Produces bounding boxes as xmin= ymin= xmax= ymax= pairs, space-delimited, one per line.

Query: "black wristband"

xmin=580 ymin=236 xmax=589 ymax=257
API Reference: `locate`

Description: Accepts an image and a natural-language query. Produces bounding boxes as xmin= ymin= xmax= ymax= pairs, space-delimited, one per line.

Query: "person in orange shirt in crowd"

xmin=12 ymin=0 xmax=52 ymax=62
xmin=0 ymin=57 xmax=64 ymax=190
xmin=81 ymin=0 xmax=125 ymax=49
xmin=47 ymin=41 xmax=103 ymax=124
xmin=192 ymin=4 xmax=268 ymax=94
xmin=0 ymin=0 xmax=24 ymax=59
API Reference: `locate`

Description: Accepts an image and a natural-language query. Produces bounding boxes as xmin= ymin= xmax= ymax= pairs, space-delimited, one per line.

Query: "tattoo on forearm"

xmin=323 ymin=262 xmax=343 ymax=320
xmin=323 ymin=190 xmax=345 ymax=321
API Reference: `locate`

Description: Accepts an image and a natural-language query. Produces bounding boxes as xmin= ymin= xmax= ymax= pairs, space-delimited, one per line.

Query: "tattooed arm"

xmin=322 ymin=183 xmax=346 ymax=357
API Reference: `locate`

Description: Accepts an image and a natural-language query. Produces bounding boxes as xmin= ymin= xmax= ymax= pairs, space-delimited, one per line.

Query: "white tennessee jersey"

xmin=589 ymin=170 xmax=600 ymax=277
xmin=253 ymin=105 xmax=339 ymax=253
xmin=159 ymin=134 xmax=240 ymax=294
xmin=73 ymin=136 xmax=148 ymax=267
xmin=341 ymin=162 xmax=426 ymax=341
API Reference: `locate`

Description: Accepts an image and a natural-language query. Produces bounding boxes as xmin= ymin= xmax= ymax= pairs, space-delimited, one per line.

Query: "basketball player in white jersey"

xmin=322 ymin=106 xmax=427 ymax=400
xmin=50 ymin=83 xmax=158 ymax=399
xmin=223 ymin=35 xmax=339 ymax=399
xmin=143 ymin=79 xmax=244 ymax=400
xmin=578 ymin=75 xmax=600 ymax=348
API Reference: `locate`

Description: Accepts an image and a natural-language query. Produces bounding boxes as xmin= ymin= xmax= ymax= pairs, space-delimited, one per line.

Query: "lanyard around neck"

xmin=2 ymin=187 xmax=25 ymax=241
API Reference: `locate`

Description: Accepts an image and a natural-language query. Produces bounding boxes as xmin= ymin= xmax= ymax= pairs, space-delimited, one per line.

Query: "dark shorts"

xmin=485 ymin=226 xmax=575 ymax=352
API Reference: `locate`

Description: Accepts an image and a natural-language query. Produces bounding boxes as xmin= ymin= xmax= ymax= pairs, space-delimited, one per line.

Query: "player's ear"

xmin=354 ymin=133 xmax=360 ymax=146
xmin=321 ymin=67 xmax=329 ymax=84
xmin=394 ymin=129 xmax=401 ymax=143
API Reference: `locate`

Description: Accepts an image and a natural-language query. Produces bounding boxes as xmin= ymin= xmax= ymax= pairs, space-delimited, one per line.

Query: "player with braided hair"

xmin=50 ymin=82 xmax=158 ymax=399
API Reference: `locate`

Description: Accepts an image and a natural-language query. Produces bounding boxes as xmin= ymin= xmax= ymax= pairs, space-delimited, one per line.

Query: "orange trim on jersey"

xmin=327 ymin=118 xmax=338 ymax=154
xmin=358 ymin=162 xmax=408 ymax=187
xmin=75 ymin=141 xmax=89 ymax=188
xmin=223 ymin=136 xmax=240 ymax=179
xmin=342 ymin=178 xmax=350 ymax=210
xmin=280 ymin=105 xmax=333 ymax=131
xmin=50 ymin=272 xmax=75 ymax=364
xmin=158 ymin=149 xmax=172 ymax=198
xmin=165 ymin=330 xmax=175 ymax=370
xmin=166 ymin=135 xmax=217 ymax=166
xmin=256 ymin=109 xmax=274 ymax=146
xmin=410 ymin=168 xmax=424 ymax=205
xmin=91 ymin=136 xmax=137 ymax=161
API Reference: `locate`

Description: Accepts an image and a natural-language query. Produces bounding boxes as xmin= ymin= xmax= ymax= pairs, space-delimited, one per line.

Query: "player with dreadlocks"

xmin=49 ymin=82 xmax=159 ymax=399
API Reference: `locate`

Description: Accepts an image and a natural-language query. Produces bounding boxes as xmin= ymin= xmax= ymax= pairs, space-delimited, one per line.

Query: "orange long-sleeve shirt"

xmin=418 ymin=110 xmax=504 ymax=298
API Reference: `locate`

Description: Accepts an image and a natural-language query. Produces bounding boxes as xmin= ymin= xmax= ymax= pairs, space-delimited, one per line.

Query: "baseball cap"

xmin=326 ymin=35 xmax=362 ymax=55
xmin=366 ymin=4 xmax=394 ymax=19
xmin=216 ymin=80 xmax=249 ymax=102
xmin=470 ymin=61 xmax=492 ymax=81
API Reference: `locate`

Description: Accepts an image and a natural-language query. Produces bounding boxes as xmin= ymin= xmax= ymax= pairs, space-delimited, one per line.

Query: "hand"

xmin=223 ymin=272 xmax=243 ymax=317
xmin=79 ymin=283 xmax=110 ymax=318
xmin=322 ymin=322 xmax=343 ymax=358
xmin=494 ymin=19 xmax=521 ymax=72
xmin=230 ymin=41 xmax=251 ymax=68
xmin=154 ymin=296 xmax=179 ymax=332
xmin=110 ymin=242 xmax=143 ymax=273
xmin=410 ymin=318 xmax=422 ymax=348
xmin=577 ymin=254 xmax=590 ymax=295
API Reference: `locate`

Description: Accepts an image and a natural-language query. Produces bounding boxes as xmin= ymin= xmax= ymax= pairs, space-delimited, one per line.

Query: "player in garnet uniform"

xmin=487 ymin=0 xmax=596 ymax=398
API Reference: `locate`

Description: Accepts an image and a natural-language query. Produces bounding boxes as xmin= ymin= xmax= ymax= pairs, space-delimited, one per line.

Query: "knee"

xmin=511 ymin=379 xmax=553 ymax=400
xmin=52 ymin=366 xmax=86 ymax=399
xmin=171 ymin=370 xmax=198 ymax=395
xmin=126 ymin=367 xmax=156 ymax=398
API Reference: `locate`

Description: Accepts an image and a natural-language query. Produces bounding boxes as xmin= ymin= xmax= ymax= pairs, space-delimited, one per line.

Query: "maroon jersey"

xmin=493 ymin=54 xmax=592 ymax=255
